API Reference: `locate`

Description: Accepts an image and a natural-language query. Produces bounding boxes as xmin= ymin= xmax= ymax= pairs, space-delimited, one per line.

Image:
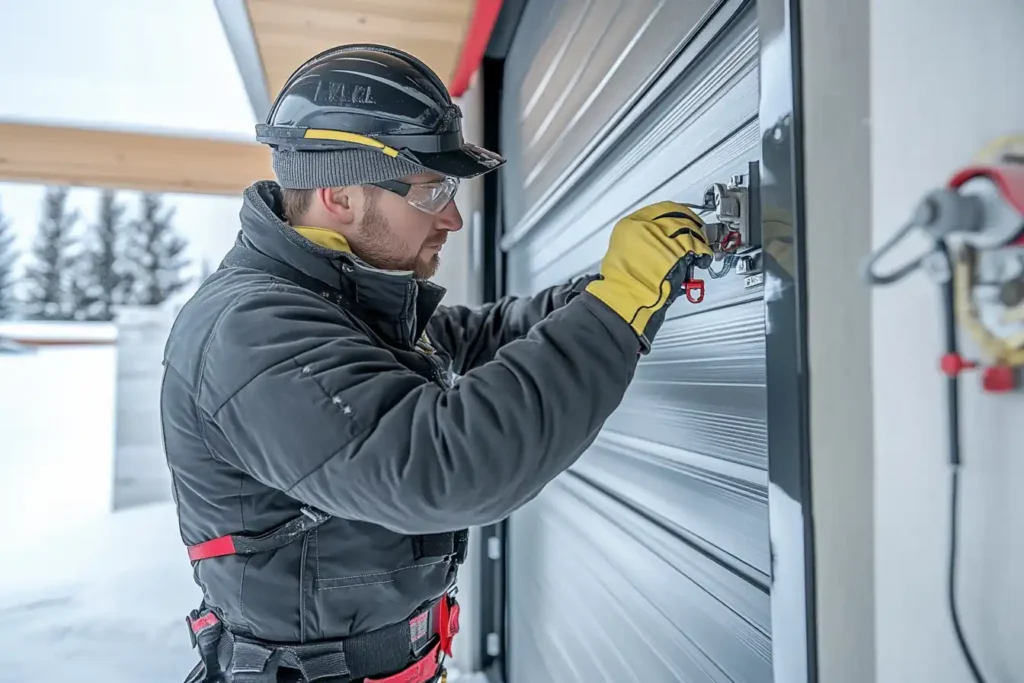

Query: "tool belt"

xmin=184 ymin=591 xmax=460 ymax=683
xmin=182 ymin=506 xmax=467 ymax=683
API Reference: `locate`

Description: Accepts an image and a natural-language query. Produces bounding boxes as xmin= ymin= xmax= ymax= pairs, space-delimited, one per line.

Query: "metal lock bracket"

xmin=689 ymin=162 xmax=763 ymax=283
xmin=702 ymin=172 xmax=756 ymax=257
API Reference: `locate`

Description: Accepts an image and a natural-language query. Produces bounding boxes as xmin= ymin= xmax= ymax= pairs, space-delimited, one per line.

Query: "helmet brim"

xmin=412 ymin=142 xmax=506 ymax=179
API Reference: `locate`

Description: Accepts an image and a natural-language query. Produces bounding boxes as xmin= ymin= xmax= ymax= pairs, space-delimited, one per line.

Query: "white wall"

xmin=870 ymin=1 xmax=1024 ymax=681
xmin=803 ymin=1 xmax=1024 ymax=682
xmin=0 ymin=324 xmax=118 ymax=545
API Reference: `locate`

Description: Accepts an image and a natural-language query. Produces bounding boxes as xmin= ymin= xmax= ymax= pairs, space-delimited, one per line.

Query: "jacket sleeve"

xmin=198 ymin=282 xmax=638 ymax=535
xmin=426 ymin=275 xmax=597 ymax=374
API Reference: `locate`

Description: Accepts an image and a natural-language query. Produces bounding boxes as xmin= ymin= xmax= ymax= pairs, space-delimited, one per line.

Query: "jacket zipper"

xmin=299 ymin=530 xmax=311 ymax=643
xmin=422 ymin=350 xmax=450 ymax=388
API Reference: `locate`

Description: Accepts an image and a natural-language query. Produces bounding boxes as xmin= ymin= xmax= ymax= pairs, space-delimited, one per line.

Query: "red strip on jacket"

xmin=187 ymin=535 xmax=237 ymax=561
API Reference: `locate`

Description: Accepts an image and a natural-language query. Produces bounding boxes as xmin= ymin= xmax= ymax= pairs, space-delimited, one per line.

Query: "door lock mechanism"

xmin=702 ymin=174 xmax=754 ymax=257
xmin=686 ymin=163 xmax=763 ymax=283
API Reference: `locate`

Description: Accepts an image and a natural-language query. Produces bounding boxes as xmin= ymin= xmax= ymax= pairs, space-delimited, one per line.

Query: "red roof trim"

xmin=449 ymin=0 xmax=504 ymax=98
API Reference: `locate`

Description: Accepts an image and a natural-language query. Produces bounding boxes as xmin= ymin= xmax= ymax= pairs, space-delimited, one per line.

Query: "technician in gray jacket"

xmin=164 ymin=44 xmax=714 ymax=683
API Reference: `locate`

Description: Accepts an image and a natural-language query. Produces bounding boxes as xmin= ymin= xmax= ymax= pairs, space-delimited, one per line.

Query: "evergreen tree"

xmin=73 ymin=190 xmax=132 ymax=321
xmin=23 ymin=186 xmax=80 ymax=320
xmin=126 ymin=193 xmax=190 ymax=306
xmin=0 ymin=198 xmax=18 ymax=319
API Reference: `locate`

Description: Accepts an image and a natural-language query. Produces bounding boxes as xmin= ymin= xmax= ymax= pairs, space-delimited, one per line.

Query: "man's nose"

xmin=436 ymin=199 xmax=464 ymax=232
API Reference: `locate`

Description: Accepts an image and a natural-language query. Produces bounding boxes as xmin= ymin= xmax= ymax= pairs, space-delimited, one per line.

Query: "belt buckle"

xmin=185 ymin=609 xmax=200 ymax=648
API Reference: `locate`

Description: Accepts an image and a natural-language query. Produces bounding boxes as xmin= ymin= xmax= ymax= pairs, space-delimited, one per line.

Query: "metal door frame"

xmin=757 ymin=0 xmax=819 ymax=680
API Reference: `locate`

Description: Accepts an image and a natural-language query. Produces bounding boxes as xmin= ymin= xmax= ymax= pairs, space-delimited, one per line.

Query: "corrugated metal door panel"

xmin=503 ymin=3 xmax=771 ymax=682
xmin=506 ymin=15 xmax=759 ymax=296
xmin=500 ymin=0 xmax=723 ymax=229
xmin=509 ymin=474 xmax=770 ymax=683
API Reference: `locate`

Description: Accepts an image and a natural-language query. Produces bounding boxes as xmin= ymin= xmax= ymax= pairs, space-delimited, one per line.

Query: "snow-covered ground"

xmin=0 ymin=343 xmax=118 ymax=545
xmin=0 ymin=503 xmax=485 ymax=683
xmin=0 ymin=503 xmax=200 ymax=682
xmin=0 ymin=335 xmax=485 ymax=683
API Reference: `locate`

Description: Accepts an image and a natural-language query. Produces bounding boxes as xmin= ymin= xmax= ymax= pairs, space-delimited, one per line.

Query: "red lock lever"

xmin=682 ymin=266 xmax=705 ymax=304
xmin=684 ymin=280 xmax=705 ymax=304
xmin=720 ymin=230 xmax=743 ymax=252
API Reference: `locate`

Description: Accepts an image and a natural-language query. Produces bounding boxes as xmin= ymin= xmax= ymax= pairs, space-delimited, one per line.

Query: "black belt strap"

xmin=187 ymin=596 xmax=449 ymax=683
xmin=413 ymin=530 xmax=469 ymax=563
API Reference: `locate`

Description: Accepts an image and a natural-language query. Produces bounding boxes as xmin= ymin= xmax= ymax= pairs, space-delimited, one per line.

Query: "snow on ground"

xmin=0 ymin=503 xmax=200 ymax=683
xmin=0 ymin=338 xmax=486 ymax=683
xmin=0 ymin=503 xmax=487 ymax=683
xmin=0 ymin=320 xmax=118 ymax=343
xmin=0 ymin=346 xmax=117 ymax=546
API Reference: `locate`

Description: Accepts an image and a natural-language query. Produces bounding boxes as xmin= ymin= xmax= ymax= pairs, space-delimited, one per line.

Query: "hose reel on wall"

xmin=864 ymin=150 xmax=1024 ymax=391
xmin=863 ymin=138 xmax=1024 ymax=683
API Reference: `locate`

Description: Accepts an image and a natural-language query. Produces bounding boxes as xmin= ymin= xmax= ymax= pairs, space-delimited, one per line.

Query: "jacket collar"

xmin=237 ymin=181 xmax=446 ymax=348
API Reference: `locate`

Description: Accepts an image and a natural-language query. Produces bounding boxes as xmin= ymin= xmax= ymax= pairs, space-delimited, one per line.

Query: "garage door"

xmin=499 ymin=1 xmax=772 ymax=681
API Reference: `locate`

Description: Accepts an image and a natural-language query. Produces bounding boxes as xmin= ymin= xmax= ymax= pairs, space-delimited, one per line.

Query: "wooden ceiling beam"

xmin=0 ymin=123 xmax=272 ymax=196
xmin=242 ymin=0 xmax=478 ymax=100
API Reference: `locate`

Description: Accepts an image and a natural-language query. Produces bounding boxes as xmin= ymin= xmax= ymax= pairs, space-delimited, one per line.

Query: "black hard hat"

xmin=256 ymin=44 xmax=505 ymax=180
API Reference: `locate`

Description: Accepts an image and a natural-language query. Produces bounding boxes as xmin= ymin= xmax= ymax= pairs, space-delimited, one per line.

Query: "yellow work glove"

xmin=586 ymin=201 xmax=714 ymax=352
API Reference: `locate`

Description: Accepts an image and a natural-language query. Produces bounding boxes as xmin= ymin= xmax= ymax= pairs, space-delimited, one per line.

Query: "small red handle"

xmin=683 ymin=279 xmax=705 ymax=304
xmin=720 ymin=231 xmax=743 ymax=252
xmin=940 ymin=353 xmax=977 ymax=377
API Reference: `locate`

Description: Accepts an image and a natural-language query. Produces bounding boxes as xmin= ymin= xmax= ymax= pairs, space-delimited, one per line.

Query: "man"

xmin=163 ymin=44 xmax=713 ymax=683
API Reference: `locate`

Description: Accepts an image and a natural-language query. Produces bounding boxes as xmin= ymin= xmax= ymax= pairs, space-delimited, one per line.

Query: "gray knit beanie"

xmin=271 ymin=148 xmax=427 ymax=190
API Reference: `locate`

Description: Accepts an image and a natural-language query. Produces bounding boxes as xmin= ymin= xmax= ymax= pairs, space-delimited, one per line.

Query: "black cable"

xmin=937 ymin=242 xmax=989 ymax=683
xmin=863 ymin=220 xmax=929 ymax=285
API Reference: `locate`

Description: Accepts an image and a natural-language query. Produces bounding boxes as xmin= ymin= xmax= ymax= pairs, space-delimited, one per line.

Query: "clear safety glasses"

xmin=371 ymin=176 xmax=460 ymax=215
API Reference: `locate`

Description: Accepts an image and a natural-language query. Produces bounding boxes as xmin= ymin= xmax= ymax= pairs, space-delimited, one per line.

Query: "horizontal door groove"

xmin=522 ymin=103 xmax=759 ymax=280
xmin=563 ymin=467 xmax=769 ymax=590
xmin=502 ymin=0 xmax=755 ymax=250
xmin=550 ymin=475 xmax=772 ymax=643
xmin=512 ymin=116 xmax=760 ymax=297
xmin=510 ymin=482 xmax=772 ymax=681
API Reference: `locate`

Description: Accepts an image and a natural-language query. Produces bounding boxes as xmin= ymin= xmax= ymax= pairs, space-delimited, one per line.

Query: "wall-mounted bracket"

xmin=701 ymin=162 xmax=762 ymax=258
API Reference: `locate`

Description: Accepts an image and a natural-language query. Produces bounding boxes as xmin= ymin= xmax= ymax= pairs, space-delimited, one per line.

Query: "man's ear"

xmin=318 ymin=186 xmax=357 ymax=225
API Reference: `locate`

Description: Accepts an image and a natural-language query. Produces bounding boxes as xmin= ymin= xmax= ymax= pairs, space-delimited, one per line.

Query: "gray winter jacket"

xmin=161 ymin=181 xmax=640 ymax=645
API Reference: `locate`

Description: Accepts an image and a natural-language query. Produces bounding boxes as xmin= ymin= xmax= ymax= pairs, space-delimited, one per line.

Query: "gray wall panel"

xmin=503 ymin=4 xmax=770 ymax=682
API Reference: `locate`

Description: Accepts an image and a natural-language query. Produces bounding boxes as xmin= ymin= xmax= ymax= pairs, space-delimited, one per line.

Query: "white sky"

xmin=0 ymin=0 xmax=260 ymax=290
xmin=0 ymin=0 xmax=256 ymax=138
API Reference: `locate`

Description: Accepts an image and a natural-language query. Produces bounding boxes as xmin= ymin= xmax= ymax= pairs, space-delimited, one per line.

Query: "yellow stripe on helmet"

xmin=302 ymin=129 xmax=400 ymax=157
